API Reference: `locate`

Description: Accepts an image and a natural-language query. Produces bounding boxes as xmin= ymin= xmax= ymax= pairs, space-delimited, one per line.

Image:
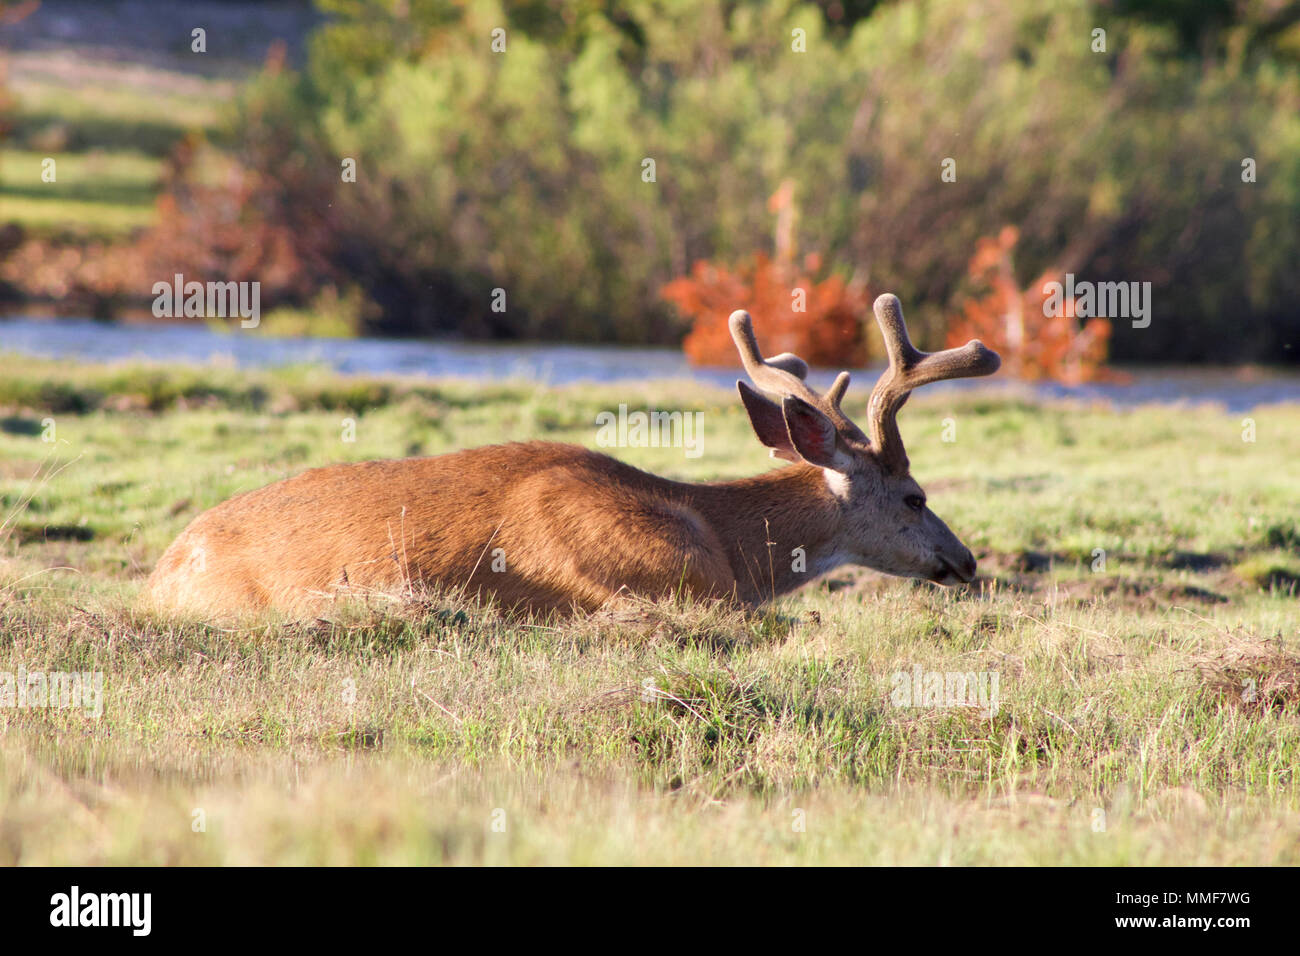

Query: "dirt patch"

xmin=984 ymin=548 xmax=1238 ymax=575
xmin=820 ymin=563 xmax=1231 ymax=609
xmin=1033 ymin=576 xmax=1228 ymax=608
xmin=981 ymin=549 xmax=1073 ymax=574
xmin=1162 ymin=550 xmax=1231 ymax=572
xmin=11 ymin=522 xmax=94 ymax=544
xmin=1238 ymin=565 xmax=1300 ymax=594
xmin=0 ymin=416 xmax=45 ymax=436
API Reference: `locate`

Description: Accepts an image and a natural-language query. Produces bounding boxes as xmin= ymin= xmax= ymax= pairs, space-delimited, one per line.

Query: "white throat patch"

xmin=823 ymin=469 xmax=851 ymax=501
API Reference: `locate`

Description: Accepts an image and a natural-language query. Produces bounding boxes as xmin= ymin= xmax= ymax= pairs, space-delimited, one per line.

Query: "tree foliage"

xmin=207 ymin=0 xmax=1299 ymax=362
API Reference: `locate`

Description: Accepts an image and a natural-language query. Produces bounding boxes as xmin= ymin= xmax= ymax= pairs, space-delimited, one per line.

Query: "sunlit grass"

xmin=1 ymin=149 xmax=163 ymax=202
xmin=1 ymin=51 xmax=229 ymax=238
xmin=0 ymin=354 xmax=1296 ymax=864
xmin=7 ymin=56 xmax=228 ymax=153
xmin=0 ymin=194 xmax=156 ymax=237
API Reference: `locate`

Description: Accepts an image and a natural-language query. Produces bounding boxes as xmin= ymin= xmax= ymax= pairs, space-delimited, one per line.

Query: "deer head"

xmin=731 ymin=293 xmax=1000 ymax=585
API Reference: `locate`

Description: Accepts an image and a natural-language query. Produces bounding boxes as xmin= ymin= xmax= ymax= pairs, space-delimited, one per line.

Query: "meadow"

xmin=0 ymin=47 xmax=230 ymax=241
xmin=0 ymin=352 xmax=1297 ymax=864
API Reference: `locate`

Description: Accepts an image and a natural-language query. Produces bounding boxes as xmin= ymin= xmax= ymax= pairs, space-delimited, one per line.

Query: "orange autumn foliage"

xmin=663 ymin=181 xmax=869 ymax=369
xmin=946 ymin=226 xmax=1122 ymax=384
xmin=664 ymin=252 xmax=870 ymax=368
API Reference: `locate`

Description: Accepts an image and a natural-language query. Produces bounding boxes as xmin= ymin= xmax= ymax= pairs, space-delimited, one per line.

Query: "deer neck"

xmin=687 ymin=464 xmax=846 ymax=602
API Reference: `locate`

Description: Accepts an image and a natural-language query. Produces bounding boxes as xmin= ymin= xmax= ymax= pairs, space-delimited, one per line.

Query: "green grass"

xmin=1 ymin=54 xmax=230 ymax=239
xmin=1 ymin=149 xmax=163 ymax=202
xmin=0 ymin=354 xmax=1297 ymax=864
xmin=0 ymin=194 xmax=157 ymax=238
xmin=6 ymin=62 xmax=227 ymax=156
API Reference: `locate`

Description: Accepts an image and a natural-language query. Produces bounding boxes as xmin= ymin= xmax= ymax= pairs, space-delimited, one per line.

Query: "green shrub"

xmin=215 ymin=0 xmax=1300 ymax=359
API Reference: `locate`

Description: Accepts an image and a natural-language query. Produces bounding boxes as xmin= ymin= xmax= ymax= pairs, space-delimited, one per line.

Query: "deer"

xmin=142 ymin=294 xmax=1000 ymax=619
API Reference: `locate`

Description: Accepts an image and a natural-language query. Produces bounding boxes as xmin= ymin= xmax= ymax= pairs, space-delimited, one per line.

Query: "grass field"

xmin=0 ymin=353 xmax=1297 ymax=864
xmin=1 ymin=46 xmax=235 ymax=240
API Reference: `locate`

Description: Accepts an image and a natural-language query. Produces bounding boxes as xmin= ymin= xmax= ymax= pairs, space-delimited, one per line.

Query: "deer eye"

xmin=904 ymin=494 xmax=926 ymax=512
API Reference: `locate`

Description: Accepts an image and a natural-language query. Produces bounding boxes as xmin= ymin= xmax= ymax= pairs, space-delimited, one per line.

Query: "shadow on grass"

xmin=10 ymin=113 xmax=216 ymax=156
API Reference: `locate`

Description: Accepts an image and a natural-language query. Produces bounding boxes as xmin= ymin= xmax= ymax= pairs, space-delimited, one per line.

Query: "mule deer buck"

xmin=144 ymin=294 xmax=999 ymax=618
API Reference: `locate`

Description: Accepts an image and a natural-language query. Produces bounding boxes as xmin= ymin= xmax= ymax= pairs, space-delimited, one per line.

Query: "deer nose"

xmin=957 ymin=548 xmax=977 ymax=582
xmin=933 ymin=547 xmax=977 ymax=585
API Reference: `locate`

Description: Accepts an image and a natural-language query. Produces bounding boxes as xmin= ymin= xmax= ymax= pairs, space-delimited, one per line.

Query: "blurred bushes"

xmin=211 ymin=0 xmax=1299 ymax=361
xmin=947 ymin=226 xmax=1119 ymax=384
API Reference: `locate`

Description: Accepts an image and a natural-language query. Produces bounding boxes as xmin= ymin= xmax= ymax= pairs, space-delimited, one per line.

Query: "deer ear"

xmin=781 ymin=396 xmax=843 ymax=470
xmin=737 ymin=381 xmax=800 ymax=462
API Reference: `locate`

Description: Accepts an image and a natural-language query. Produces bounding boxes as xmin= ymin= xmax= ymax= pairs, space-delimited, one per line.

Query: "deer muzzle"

xmin=931 ymin=546 xmax=977 ymax=585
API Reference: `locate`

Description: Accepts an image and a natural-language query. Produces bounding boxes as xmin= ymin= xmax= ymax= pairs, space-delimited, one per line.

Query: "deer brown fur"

xmin=143 ymin=294 xmax=999 ymax=618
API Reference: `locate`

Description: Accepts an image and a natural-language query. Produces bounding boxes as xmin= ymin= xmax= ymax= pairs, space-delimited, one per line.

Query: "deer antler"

xmin=728 ymin=311 xmax=862 ymax=436
xmin=867 ymin=294 xmax=1001 ymax=474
